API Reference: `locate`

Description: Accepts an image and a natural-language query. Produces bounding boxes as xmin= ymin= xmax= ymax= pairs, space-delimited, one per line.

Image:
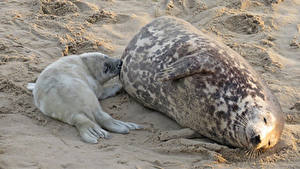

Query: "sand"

xmin=0 ymin=0 xmax=299 ymax=168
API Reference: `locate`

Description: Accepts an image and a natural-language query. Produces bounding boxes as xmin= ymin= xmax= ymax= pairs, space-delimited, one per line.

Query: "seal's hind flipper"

xmin=155 ymin=55 xmax=215 ymax=81
xmin=27 ymin=83 xmax=36 ymax=91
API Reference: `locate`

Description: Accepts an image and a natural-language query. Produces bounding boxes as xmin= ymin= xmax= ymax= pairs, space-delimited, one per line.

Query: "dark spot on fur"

xmin=227 ymin=118 xmax=232 ymax=129
xmin=216 ymin=111 xmax=227 ymax=119
xmin=232 ymin=104 xmax=239 ymax=112
xmin=210 ymin=127 xmax=218 ymax=137
xmin=208 ymin=105 xmax=215 ymax=114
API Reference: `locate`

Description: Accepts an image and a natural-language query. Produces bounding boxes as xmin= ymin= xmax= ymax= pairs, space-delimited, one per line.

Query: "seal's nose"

xmin=250 ymin=135 xmax=261 ymax=145
xmin=118 ymin=60 xmax=123 ymax=70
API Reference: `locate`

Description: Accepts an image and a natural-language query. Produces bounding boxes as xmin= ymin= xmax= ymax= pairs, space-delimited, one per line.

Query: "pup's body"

xmin=30 ymin=52 xmax=141 ymax=143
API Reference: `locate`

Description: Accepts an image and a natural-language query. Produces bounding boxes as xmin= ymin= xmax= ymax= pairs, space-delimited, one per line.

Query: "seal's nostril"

xmin=118 ymin=60 xmax=123 ymax=69
xmin=250 ymin=135 xmax=261 ymax=145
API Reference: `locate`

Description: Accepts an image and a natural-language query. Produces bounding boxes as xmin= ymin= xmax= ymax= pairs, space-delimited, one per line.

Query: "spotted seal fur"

xmin=120 ymin=16 xmax=284 ymax=150
xmin=29 ymin=52 xmax=141 ymax=143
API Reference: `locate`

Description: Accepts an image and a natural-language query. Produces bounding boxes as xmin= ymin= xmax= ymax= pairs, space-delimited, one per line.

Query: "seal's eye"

xmin=104 ymin=63 xmax=111 ymax=74
xmin=263 ymin=117 xmax=267 ymax=124
xmin=268 ymin=141 xmax=271 ymax=146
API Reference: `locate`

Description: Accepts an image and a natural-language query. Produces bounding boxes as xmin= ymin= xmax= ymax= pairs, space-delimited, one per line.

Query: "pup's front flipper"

xmin=98 ymin=83 xmax=123 ymax=100
xmin=73 ymin=114 xmax=110 ymax=143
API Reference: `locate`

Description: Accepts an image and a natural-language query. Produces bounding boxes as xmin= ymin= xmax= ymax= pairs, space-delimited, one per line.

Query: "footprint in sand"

xmin=86 ymin=9 xmax=131 ymax=25
xmin=72 ymin=1 xmax=99 ymax=12
xmin=35 ymin=0 xmax=79 ymax=16
xmin=229 ymin=43 xmax=282 ymax=72
xmin=155 ymin=0 xmax=207 ymax=17
xmin=224 ymin=13 xmax=264 ymax=34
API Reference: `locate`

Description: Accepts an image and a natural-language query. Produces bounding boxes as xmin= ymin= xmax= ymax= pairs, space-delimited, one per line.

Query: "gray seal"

xmin=29 ymin=52 xmax=141 ymax=144
xmin=120 ymin=16 xmax=284 ymax=150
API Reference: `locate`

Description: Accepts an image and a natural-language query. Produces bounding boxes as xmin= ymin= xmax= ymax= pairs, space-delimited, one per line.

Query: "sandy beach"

xmin=0 ymin=0 xmax=299 ymax=168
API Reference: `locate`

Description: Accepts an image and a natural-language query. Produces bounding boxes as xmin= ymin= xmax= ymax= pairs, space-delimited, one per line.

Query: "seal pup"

xmin=28 ymin=52 xmax=141 ymax=143
xmin=120 ymin=16 xmax=284 ymax=151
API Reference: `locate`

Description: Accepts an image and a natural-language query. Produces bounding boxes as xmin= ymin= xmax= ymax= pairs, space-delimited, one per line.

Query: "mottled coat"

xmin=120 ymin=16 xmax=284 ymax=149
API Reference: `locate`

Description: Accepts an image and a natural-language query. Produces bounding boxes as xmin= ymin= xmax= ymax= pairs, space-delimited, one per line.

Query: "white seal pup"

xmin=120 ymin=16 xmax=284 ymax=151
xmin=28 ymin=52 xmax=141 ymax=143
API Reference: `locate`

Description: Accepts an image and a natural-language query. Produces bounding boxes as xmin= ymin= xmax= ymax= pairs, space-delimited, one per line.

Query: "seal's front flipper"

xmin=99 ymin=118 xmax=143 ymax=134
xmin=155 ymin=55 xmax=215 ymax=81
xmin=98 ymin=83 xmax=123 ymax=100
xmin=158 ymin=128 xmax=200 ymax=141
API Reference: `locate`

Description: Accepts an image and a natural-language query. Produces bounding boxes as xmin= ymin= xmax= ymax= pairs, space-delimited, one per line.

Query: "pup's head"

xmin=81 ymin=52 xmax=122 ymax=84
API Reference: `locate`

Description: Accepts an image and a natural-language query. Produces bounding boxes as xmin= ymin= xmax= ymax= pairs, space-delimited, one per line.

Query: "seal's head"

xmin=247 ymin=107 xmax=284 ymax=151
xmin=80 ymin=52 xmax=123 ymax=84
xmin=236 ymin=97 xmax=285 ymax=151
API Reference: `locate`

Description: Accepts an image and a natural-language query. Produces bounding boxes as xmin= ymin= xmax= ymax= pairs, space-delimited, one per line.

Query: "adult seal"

xmin=120 ymin=16 xmax=284 ymax=150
